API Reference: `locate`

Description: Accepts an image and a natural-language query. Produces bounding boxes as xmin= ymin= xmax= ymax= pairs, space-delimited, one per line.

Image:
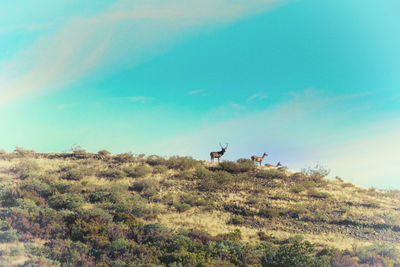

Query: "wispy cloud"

xmin=247 ymin=93 xmax=268 ymax=102
xmin=187 ymin=89 xmax=207 ymax=95
xmin=0 ymin=0 xmax=282 ymax=104
xmin=230 ymin=103 xmax=246 ymax=110
xmin=110 ymin=96 xmax=155 ymax=103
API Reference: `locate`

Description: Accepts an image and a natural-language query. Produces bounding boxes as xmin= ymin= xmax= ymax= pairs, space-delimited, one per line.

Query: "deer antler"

xmin=224 ymin=143 xmax=228 ymax=149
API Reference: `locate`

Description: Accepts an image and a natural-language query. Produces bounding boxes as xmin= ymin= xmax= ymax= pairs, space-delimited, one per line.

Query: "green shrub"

xmin=0 ymin=186 xmax=19 ymax=207
xmin=124 ymin=164 xmax=152 ymax=178
xmin=100 ymin=169 xmax=126 ymax=179
xmin=307 ymin=189 xmax=330 ymax=199
xmin=65 ymin=168 xmax=86 ymax=181
xmin=114 ymin=153 xmax=135 ymax=163
xmin=173 ymin=202 xmax=191 ymax=212
xmin=176 ymin=170 xmax=194 ymax=180
xmin=219 ymin=160 xmax=254 ymax=174
xmin=216 ymin=229 xmax=242 ymax=241
xmin=13 ymin=159 xmax=40 ymax=179
xmin=246 ymin=197 xmax=261 ymax=205
xmin=198 ymin=170 xmax=233 ymax=191
xmin=256 ymin=169 xmax=287 ymax=180
xmin=0 ymin=229 xmax=19 ymax=242
xmin=262 ymin=239 xmax=327 ymax=267
xmin=356 ymin=243 xmax=400 ymax=265
xmin=341 ymin=182 xmax=354 ymax=188
xmin=290 ymin=185 xmax=306 ymax=193
xmin=153 ymin=165 xmax=168 ymax=174
xmin=180 ymin=193 xmax=208 ymax=206
xmin=22 ymin=178 xmax=54 ymax=198
xmin=130 ymin=178 xmax=157 ymax=193
xmin=146 ymin=155 xmax=167 ymax=166
xmin=228 ymin=215 xmax=245 ymax=225
xmin=98 ymin=150 xmax=111 ymax=157
xmin=259 ymin=208 xmax=280 ymax=219
xmin=48 ymin=193 xmax=84 ymax=210
xmin=167 ymin=156 xmax=199 ymax=170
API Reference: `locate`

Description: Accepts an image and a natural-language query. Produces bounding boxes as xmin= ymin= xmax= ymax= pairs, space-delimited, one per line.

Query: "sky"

xmin=0 ymin=0 xmax=399 ymax=189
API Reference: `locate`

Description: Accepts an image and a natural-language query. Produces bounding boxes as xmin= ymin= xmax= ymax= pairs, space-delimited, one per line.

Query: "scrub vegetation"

xmin=0 ymin=148 xmax=400 ymax=266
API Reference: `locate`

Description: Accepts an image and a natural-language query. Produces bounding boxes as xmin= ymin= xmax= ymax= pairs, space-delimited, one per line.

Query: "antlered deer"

xmin=251 ymin=152 xmax=268 ymax=166
xmin=210 ymin=142 xmax=228 ymax=162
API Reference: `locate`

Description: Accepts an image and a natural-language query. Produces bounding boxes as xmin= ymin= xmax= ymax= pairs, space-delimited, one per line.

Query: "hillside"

xmin=0 ymin=149 xmax=399 ymax=266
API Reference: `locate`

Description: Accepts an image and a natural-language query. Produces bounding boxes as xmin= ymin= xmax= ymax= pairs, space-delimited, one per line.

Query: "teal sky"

xmin=1 ymin=0 xmax=399 ymax=189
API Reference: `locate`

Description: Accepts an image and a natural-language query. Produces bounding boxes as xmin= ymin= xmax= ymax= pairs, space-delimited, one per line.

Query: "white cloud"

xmin=0 ymin=0 xmax=282 ymax=104
xmin=247 ymin=93 xmax=268 ymax=102
xmin=187 ymin=89 xmax=207 ymax=95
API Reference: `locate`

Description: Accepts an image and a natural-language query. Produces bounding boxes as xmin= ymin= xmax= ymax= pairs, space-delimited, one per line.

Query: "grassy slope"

xmin=0 ymin=152 xmax=399 ymax=265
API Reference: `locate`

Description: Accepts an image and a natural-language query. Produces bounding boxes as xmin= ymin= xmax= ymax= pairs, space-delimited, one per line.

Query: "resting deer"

xmin=251 ymin=152 xmax=268 ymax=166
xmin=210 ymin=142 xmax=228 ymax=162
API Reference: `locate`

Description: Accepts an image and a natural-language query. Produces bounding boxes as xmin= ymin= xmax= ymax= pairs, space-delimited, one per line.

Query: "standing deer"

xmin=210 ymin=142 xmax=228 ymax=162
xmin=251 ymin=152 xmax=268 ymax=166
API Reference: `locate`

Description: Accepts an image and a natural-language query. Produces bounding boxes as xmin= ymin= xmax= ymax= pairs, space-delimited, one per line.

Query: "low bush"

xmin=356 ymin=243 xmax=400 ymax=265
xmin=167 ymin=156 xmax=199 ymax=170
xmin=180 ymin=193 xmax=208 ymax=206
xmin=13 ymin=159 xmax=40 ymax=179
xmin=256 ymin=169 xmax=287 ymax=180
xmin=258 ymin=208 xmax=280 ymax=219
xmin=153 ymin=165 xmax=168 ymax=174
xmin=0 ymin=186 xmax=19 ymax=207
xmin=262 ymin=239 xmax=329 ymax=267
xmin=0 ymin=229 xmax=19 ymax=242
xmin=48 ymin=193 xmax=84 ymax=210
xmin=100 ymin=169 xmax=126 ymax=179
xmin=64 ymin=168 xmax=87 ymax=181
xmin=130 ymin=178 xmax=157 ymax=193
xmin=98 ymin=149 xmax=111 ymax=157
xmin=198 ymin=169 xmax=233 ymax=191
xmin=114 ymin=153 xmax=135 ymax=163
xmin=173 ymin=202 xmax=191 ymax=212
xmin=219 ymin=159 xmax=254 ymax=174
xmin=124 ymin=164 xmax=152 ymax=178
xmin=216 ymin=229 xmax=242 ymax=241
xmin=307 ymin=189 xmax=330 ymax=199
xmin=290 ymin=185 xmax=306 ymax=194
xmin=228 ymin=215 xmax=245 ymax=225
xmin=146 ymin=155 xmax=167 ymax=166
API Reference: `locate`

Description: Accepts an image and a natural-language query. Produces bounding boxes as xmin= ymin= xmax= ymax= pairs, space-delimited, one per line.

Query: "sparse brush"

xmin=290 ymin=185 xmax=306 ymax=193
xmin=173 ymin=202 xmax=191 ymax=212
xmin=146 ymin=155 xmax=167 ymax=166
xmin=219 ymin=160 xmax=254 ymax=174
xmin=123 ymin=164 xmax=152 ymax=178
xmin=13 ymin=158 xmax=40 ymax=179
xmin=167 ymin=156 xmax=199 ymax=170
xmin=152 ymin=165 xmax=168 ymax=174
xmin=307 ymin=188 xmax=330 ymax=199
xmin=255 ymin=169 xmax=287 ymax=180
xmin=228 ymin=215 xmax=245 ymax=225
xmin=114 ymin=153 xmax=135 ymax=163
xmin=258 ymin=207 xmax=280 ymax=219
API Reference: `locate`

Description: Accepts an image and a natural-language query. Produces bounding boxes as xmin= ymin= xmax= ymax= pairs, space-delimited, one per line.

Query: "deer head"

xmin=219 ymin=142 xmax=228 ymax=153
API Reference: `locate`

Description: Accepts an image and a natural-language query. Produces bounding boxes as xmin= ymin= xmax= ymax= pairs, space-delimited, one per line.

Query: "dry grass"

xmin=2 ymin=155 xmax=400 ymax=257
